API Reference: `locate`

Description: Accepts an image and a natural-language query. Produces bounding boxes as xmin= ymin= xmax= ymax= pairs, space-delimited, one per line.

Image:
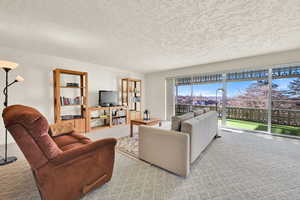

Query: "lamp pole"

xmin=0 ymin=67 xmax=18 ymax=165
xmin=215 ymin=88 xmax=223 ymax=139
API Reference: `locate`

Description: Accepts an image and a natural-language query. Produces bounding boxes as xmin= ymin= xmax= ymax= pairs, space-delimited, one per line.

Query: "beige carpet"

xmin=1 ymin=131 xmax=300 ymax=200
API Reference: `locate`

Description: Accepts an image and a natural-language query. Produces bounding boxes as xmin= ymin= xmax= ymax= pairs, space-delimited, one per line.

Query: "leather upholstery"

xmin=2 ymin=105 xmax=117 ymax=200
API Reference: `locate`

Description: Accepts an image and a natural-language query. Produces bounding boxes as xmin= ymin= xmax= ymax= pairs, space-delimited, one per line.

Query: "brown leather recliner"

xmin=2 ymin=105 xmax=117 ymax=200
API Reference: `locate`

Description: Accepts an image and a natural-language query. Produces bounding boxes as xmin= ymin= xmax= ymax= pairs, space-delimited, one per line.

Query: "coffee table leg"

xmin=130 ymin=123 xmax=133 ymax=137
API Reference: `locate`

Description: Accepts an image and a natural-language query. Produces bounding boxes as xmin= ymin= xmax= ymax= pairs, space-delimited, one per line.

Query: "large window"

xmin=192 ymin=83 xmax=222 ymax=106
xmin=226 ymin=80 xmax=269 ymax=131
xmin=175 ymin=65 xmax=300 ymax=137
xmin=176 ymin=85 xmax=192 ymax=105
xmin=271 ymin=77 xmax=300 ymax=136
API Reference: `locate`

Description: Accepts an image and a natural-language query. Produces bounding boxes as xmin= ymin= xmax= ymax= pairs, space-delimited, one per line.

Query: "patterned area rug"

xmin=116 ymin=135 xmax=139 ymax=159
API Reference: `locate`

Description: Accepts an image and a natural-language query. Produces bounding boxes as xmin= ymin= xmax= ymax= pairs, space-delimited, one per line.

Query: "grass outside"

xmin=226 ymin=119 xmax=300 ymax=137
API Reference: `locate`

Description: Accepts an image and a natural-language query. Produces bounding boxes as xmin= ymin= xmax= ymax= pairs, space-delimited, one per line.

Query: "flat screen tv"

xmin=99 ymin=90 xmax=118 ymax=107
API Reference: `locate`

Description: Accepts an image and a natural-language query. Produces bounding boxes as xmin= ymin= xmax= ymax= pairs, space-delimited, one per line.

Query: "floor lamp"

xmin=0 ymin=60 xmax=24 ymax=166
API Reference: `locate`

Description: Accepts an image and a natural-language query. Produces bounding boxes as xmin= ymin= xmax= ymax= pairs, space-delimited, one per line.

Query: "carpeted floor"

xmin=1 ymin=130 xmax=300 ymax=200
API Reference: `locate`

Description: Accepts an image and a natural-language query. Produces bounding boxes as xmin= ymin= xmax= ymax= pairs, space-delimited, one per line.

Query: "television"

xmin=99 ymin=90 xmax=118 ymax=107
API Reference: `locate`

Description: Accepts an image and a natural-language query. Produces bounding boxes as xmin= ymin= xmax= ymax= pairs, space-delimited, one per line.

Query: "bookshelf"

xmin=121 ymin=78 xmax=142 ymax=120
xmin=53 ymin=69 xmax=88 ymax=133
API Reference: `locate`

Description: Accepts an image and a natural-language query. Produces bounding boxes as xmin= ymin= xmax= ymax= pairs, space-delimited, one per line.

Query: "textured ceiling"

xmin=0 ymin=0 xmax=300 ymax=73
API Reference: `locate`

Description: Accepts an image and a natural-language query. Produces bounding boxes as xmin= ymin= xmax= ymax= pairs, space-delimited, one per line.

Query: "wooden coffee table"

xmin=130 ymin=118 xmax=162 ymax=137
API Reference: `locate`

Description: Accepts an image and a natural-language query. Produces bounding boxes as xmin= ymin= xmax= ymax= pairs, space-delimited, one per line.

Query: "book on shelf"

xmin=61 ymin=115 xmax=82 ymax=120
xmin=66 ymin=82 xmax=79 ymax=87
xmin=60 ymin=96 xmax=84 ymax=105
xmin=91 ymin=115 xmax=109 ymax=120
xmin=111 ymin=109 xmax=127 ymax=117
xmin=112 ymin=117 xmax=126 ymax=125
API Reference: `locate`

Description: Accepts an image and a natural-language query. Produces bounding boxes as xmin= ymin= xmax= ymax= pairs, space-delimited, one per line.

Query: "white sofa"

xmin=138 ymin=111 xmax=218 ymax=177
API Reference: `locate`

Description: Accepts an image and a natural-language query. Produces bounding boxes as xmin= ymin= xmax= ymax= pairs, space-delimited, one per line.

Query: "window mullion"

xmin=267 ymin=68 xmax=272 ymax=133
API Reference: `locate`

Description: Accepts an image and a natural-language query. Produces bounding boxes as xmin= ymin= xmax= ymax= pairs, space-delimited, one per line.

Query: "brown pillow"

xmin=49 ymin=122 xmax=74 ymax=137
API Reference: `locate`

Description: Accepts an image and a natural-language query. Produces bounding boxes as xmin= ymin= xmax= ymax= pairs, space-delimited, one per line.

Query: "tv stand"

xmin=87 ymin=106 xmax=129 ymax=131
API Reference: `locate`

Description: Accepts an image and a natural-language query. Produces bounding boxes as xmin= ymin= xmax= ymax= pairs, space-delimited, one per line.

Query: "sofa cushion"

xmin=171 ymin=112 xmax=194 ymax=131
xmin=182 ymin=111 xmax=218 ymax=163
xmin=195 ymin=110 xmax=213 ymax=119
xmin=203 ymin=107 xmax=210 ymax=113
xmin=193 ymin=109 xmax=205 ymax=117
xmin=53 ymin=134 xmax=91 ymax=151
xmin=181 ymin=118 xmax=197 ymax=134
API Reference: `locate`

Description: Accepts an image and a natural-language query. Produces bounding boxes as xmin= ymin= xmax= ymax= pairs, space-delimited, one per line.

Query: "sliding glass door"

xmin=175 ymin=74 xmax=223 ymax=116
xmin=176 ymin=85 xmax=193 ymax=115
xmin=192 ymin=83 xmax=224 ymax=127
xmin=271 ymin=67 xmax=300 ymax=136
xmin=225 ymin=80 xmax=269 ymax=131
xmin=224 ymin=70 xmax=269 ymax=131
xmin=174 ymin=65 xmax=300 ymax=138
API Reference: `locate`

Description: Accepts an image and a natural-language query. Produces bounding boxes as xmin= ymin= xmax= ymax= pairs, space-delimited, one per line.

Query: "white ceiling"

xmin=0 ymin=0 xmax=300 ymax=73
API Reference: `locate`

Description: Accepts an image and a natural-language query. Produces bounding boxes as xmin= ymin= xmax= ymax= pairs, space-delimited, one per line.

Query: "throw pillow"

xmin=193 ymin=109 xmax=205 ymax=116
xmin=171 ymin=112 xmax=194 ymax=131
xmin=203 ymin=107 xmax=210 ymax=113
xmin=49 ymin=122 xmax=74 ymax=137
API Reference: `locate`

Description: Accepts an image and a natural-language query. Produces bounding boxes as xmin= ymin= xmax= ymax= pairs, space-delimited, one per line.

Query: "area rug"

xmin=116 ymin=135 xmax=139 ymax=159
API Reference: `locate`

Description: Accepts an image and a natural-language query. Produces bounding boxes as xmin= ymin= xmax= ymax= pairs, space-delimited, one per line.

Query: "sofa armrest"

xmin=51 ymin=138 xmax=117 ymax=165
xmin=139 ymin=126 xmax=190 ymax=177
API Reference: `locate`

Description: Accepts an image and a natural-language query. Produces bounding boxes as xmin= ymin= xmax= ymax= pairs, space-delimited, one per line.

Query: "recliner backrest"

xmin=2 ymin=105 xmax=62 ymax=169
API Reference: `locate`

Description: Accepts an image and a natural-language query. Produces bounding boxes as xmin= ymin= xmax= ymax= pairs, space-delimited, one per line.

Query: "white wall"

xmin=0 ymin=47 xmax=145 ymax=144
xmin=145 ymin=49 xmax=300 ymax=120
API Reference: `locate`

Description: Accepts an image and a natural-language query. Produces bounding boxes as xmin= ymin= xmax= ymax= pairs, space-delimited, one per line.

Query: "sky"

xmin=177 ymin=78 xmax=296 ymax=97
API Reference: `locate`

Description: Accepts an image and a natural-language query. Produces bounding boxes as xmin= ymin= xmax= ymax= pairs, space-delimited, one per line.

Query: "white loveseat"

xmin=138 ymin=111 xmax=218 ymax=177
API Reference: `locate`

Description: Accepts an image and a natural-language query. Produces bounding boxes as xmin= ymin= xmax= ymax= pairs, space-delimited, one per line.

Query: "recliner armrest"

xmin=51 ymin=138 xmax=117 ymax=165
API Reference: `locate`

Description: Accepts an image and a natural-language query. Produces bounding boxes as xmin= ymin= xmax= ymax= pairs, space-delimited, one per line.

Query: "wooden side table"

xmin=130 ymin=118 xmax=162 ymax=137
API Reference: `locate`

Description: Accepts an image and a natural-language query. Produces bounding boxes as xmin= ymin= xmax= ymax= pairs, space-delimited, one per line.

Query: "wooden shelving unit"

xmin=87 ymin=106 xmax=128 ymax=132
xmin=60 ymin=86 xmax=86 ymax=89
xmin=121 ymin=78 xmax=142 ymax=120
xmin=53 ymin=68 xmax=88 ymax=133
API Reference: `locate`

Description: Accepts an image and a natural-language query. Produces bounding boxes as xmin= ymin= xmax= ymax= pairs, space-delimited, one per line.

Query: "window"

xmin=174 ymin=65 xmax=300 ymax=137
xmin=176 ymin=85 xmax=192 ymax=105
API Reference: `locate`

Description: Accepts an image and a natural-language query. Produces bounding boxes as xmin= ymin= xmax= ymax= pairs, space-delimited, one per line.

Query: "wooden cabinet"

xmin=53 ymin=69 xmax=88 ymax=134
